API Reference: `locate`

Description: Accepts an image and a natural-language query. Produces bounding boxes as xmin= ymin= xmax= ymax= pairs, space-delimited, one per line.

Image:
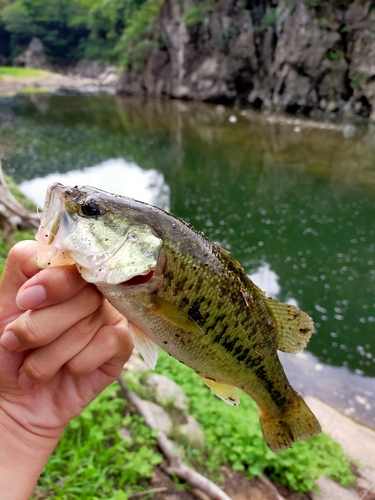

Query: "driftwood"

xmin=0 ymin=159 xmax=39 ymax=243
xmin=118 ymin=376 xmax=233 ymax=500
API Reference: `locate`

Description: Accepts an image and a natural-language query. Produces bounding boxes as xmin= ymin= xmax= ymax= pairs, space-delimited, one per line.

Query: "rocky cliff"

xmin=117 ymin=0 xmax=375 ymax=120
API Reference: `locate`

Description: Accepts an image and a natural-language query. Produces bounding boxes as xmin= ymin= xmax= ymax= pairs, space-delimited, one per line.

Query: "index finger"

xmin=0 ymin=241 xmax=39 ymax=326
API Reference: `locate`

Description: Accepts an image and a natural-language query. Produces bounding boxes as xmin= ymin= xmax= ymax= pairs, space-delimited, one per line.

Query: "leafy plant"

xmin=260 ymin=7 xmax=285 ymax=31
xmin=184 ymin=5 xmax=213 ymax=27
xmin=318 ymin=17 xmax=331 ymax=30
xmin=328 ymin=49 xmax=344 ymax=60
xmin=33 ymin=385 xmax=162 ymax=499
xmin=350 ymin=75 xmax=360 ymax=87
xmin=120 ymin=0 xmax=164 ymax=67
xmin=153 ymin=349 xmax=356 ymax=494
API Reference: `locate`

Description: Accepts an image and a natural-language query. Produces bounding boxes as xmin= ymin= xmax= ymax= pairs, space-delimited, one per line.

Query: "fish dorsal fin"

xmin=267 ymin=298 xmax=314 ymax=354
xmin=151 ymin=296 xmax=202 ymax=334
xmin=128 ymin=322 xmax=159 ymax=370
xmin=200 ymin=376 xmax=240 ymax=406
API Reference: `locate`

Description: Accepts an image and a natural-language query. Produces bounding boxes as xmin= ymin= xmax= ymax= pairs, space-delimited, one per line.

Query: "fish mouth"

xmin=36 ymin=183 xmax=76 ymax=268
xmin=120 ymin=269 xmax=155 ymax=287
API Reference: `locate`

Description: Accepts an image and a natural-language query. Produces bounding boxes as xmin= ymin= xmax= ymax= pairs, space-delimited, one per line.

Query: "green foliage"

xmin=221 ymin=24 xmax=240 ymax=51
xmin=184 ymin=5 xmax=213 ymax=27
xmin=350 ymin=75 xmax=360 ymax=87
xmin=153 ymin=350 xmax=355 ymax=494
xmin=33 ymin=385 xmax=162 ymax=499
xmin=119 ymin=0 xmax=164 ymax=67
xmin=0 ymin=66 xmax=50 ymax=78
xmin=1 ymin=0 xmax=89 ymax=61
xmin=328 ymin=48 xmax=344 ymax=60
xmin=0 ymin=0 xmax=160 ymax=64
xmin=305 ymin=0 xmax=321 ymax=7
xmin=318 ymin=17 xmax=331 ymax=30
xmin=259 ymin=7 xmax=285 ymax=31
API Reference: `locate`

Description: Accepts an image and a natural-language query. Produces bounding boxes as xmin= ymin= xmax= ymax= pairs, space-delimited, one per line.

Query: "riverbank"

xmin=0 ymin=68 xmax=118 ymax=97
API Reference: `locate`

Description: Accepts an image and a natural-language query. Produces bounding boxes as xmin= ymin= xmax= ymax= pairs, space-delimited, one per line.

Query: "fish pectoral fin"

xmin=200 ymin=376 xmax=240 ymax=406
xmin=128 ymin=322 xmax=159 ymax=370
xmin=151 ymin=296 xmax=202 ymax=334
xmin=267 ymin=299 xmax=314 ymax=354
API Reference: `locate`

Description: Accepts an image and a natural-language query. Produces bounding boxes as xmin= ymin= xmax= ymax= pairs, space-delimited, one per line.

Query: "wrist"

xmin=0 ymin=407 xmax=64 ymax=500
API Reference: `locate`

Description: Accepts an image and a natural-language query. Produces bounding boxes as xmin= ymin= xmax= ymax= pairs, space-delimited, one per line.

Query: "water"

xmin=1 ymin=93 xmax=375 ymax=427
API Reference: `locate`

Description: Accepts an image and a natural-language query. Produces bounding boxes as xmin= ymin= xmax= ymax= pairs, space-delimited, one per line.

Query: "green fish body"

xmin=37 ymin=183 xmax=321 ymax=452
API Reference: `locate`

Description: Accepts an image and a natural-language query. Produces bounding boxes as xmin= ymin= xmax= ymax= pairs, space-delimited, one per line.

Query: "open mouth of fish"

xmin=36 ymin=183 xmax=162 ymax=287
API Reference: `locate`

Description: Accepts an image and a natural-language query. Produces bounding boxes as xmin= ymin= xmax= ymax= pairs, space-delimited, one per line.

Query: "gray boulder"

xmin=13 ymin=38 xmax=51 ymax=70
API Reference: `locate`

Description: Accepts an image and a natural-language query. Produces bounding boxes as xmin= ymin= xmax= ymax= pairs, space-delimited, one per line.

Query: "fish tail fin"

xmin=259 ymin=393 xmax=321 ymax=452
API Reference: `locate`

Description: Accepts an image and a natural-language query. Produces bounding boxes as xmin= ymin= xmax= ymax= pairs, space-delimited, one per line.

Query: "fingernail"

xmin=16 ymin=285 xmax=47 ymax=310
xmin=18 ymin=372 xmax=34 ymax=390
xmin=0 ymin=330 xmax=21 ymax=351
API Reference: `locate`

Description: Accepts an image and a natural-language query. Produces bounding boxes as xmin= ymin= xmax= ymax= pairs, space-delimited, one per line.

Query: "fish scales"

xmin=156 ymin=242 xmax=290 ymax=410
xmin=36 ymin=183 xmax=321 ymax=452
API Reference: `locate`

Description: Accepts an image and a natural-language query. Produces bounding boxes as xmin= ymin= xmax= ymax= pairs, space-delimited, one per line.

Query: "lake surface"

xmin=1 ymin=92 xmax=375 ymax=427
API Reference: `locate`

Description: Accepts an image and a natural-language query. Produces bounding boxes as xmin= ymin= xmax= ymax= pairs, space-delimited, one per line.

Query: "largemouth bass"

xmin=36 ymin=183 xmax=321 ymax=452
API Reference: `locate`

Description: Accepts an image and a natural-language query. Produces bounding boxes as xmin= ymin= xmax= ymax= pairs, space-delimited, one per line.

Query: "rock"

xmin=135 ymin=399 xmax=172 ymax=436
xmin=118 ymin=427 xmax=132 ymax=442
xmin=116 ymin=0 xmax=375 ymax=120
xmin=124 ymin=353 xmax=150 ymax=373
xmin=179 ymin=415 xmax=205 ymax=448
xmin=145 ymin=373 xmax=188 ymax=411
xmin=13 ymin=37 xmax=51 ymax=70
xmin=342 ymin=124 xmax=356 ymax=139
xmin=71 ymin=59 xmax=103 ymax=79
xmin=99 ymin=66 xmax=119 ymax=86
xmin=311 ymin=477 xmax=359 ymax=500
xmin=306 ymin=396 xmax=375 ymax=497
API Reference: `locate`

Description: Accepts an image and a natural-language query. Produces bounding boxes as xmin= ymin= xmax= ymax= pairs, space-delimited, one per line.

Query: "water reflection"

xmin=2 ymin=94 xmax=375 ymax=427
xmin=19 ymin=158 xmax=170 ymax=210
xmin=249 ymin=262 xmax=375 ymax=427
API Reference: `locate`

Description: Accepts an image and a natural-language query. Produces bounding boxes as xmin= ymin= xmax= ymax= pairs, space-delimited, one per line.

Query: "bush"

xmin=184 ymin=5 xmax=214 ymax=27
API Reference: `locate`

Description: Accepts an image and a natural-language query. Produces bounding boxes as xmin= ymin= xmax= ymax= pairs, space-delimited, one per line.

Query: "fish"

xmin=36 ymin=182 xmax=321 ymax=452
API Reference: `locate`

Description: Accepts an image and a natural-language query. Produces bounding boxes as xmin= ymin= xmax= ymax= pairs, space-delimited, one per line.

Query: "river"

xmin=1 ymin=92 xmax=374 ymax=427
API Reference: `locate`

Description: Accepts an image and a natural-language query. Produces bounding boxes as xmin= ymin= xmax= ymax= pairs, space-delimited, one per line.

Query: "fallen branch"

xmin=128 ymin=487 xmax=167 ymax=498
xmin=0 ymin=159 xmax=39 ymax=241
xmin=118 ymin=376 xmax=233 ymax=500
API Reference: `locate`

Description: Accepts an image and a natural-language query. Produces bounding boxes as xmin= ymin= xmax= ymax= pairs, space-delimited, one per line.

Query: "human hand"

xmin=0 ymin=240 xmax=133 ymax=499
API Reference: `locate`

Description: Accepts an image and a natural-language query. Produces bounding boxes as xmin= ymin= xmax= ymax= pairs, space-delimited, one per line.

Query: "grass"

xmin=0 ymin=66 xmax=51 ymax=79
xmin=21 ymin=86 xmax=51 ymax=94
xmin=32 ymin=386 xmax=162 ymax=499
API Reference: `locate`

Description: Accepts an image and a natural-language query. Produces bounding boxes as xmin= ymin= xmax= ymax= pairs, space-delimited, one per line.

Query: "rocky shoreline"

xmin=0 ymin=65 xmax=119 ymax=98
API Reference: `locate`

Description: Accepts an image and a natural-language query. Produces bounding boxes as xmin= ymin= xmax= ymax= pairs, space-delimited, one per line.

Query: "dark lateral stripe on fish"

xmin=254 ymin=366 xmax=287 ymax=406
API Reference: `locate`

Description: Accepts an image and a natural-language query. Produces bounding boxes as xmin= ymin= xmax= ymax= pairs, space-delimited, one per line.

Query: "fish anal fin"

xmin=200 ymin=376 xmax=240 ymax=406
xmin=128 ymin=322 xmax=158 ymax=370
xmin=259 ymin=393 xmax=321 ymax=452
xmin=267 ymin=298 xmax=314 ymax=353
xmin=151 ymin=296 xmax=202 ymax=334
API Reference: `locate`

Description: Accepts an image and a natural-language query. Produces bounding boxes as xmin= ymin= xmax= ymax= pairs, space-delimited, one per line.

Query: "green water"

xmin=1 ymin=93 xmax=375 ymax=425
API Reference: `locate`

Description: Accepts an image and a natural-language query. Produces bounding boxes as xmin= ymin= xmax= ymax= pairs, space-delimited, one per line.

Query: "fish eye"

xmin=79 ymin=199 xmax=103 ymax=218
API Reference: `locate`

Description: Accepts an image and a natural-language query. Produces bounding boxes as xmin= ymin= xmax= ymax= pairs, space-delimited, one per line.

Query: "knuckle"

xmin=70 ymin=314 xmax=98 ymax=341
xmin=23 ymin=356 xmax=50 ymax=382
xmin=11 ymin=314 xmax=40 ymax=346
xmin=65 ymin=357 xmax=84 ymax=377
